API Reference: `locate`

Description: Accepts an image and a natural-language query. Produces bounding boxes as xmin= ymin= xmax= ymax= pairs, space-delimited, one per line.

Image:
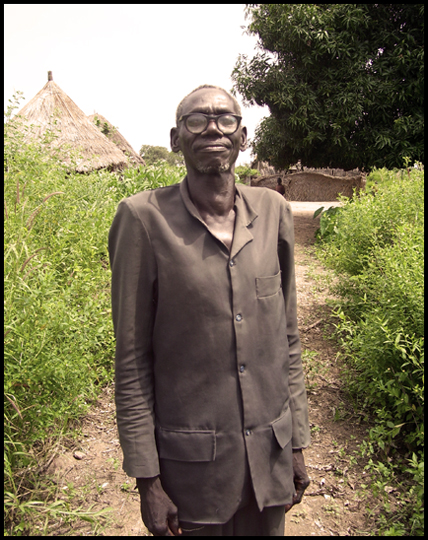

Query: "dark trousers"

xmin=179 ymin=490 xmax=285 ymax=536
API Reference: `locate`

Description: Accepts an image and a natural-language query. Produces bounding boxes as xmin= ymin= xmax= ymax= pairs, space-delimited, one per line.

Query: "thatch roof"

xmin=15 ymin=71 xmax=129 ymax=172
xmin=88 ymin=113 xmax=145 ymax=167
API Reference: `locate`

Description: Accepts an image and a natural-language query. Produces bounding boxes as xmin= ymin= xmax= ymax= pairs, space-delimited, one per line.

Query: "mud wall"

xmin=251 ymin=172 xmax=365 ymax=201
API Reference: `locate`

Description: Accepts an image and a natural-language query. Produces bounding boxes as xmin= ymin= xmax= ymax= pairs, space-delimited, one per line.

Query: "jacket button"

xmin=246 ymin=430 xmax=252 ymax=436
xmin=235 ymin=314 xmax=242 ymax=322
xmin=239 ymin=365 xmax=245 ymax=373
xmin=229 ymin=260 xmax=235 ymax=267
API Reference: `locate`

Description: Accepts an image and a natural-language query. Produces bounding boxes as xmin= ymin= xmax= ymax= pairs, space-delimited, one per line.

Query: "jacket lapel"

xmin=230 ymin=185 xmax=258 ymax=259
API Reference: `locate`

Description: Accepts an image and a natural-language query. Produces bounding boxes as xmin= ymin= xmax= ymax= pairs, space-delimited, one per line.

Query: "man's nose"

xmin=202 ymin=119 xmax=222 ymax=135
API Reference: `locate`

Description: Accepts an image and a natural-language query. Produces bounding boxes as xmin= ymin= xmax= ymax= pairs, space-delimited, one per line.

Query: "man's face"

xmin=171 ymin=88 xmax=247 ymax=175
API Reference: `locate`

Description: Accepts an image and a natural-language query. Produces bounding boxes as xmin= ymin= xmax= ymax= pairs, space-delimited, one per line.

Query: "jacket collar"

xmin=231 ymin=183 xmax=258 ymax=258
xmin=179 ymin=176 xmax=258 ymax=258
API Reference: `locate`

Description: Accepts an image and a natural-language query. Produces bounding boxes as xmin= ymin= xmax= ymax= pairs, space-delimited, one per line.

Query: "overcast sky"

xmin=4 ymin=4 xmax=269 ymax=166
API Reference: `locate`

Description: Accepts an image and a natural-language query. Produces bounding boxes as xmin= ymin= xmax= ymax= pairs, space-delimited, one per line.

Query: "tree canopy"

xmin=232 ymin=4 xmax=424 ymax=171
xmin=139 ymin=145 xmax=184 ymax=166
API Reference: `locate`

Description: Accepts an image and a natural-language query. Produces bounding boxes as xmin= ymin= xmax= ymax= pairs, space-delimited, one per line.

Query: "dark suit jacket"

xmin=108 ymin=177 xmax=310 ymax=524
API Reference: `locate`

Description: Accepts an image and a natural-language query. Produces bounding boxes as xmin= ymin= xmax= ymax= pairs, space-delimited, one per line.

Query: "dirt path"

xmin=284 ymin=203 xmax=370 ymax=536
xmin=47 ymin=202 xmax=372 ymax=536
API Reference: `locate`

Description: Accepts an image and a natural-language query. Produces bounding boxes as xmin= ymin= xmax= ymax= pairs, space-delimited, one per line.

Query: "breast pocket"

xmin=255 ymin=271 xmax=282 ymax=299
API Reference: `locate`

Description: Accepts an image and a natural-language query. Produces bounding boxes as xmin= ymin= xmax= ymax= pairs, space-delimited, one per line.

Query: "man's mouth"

xmin=196 ymin=144 xmax=230 ymax=153
xmin=200 ymin=146 xmax=227 ymax=152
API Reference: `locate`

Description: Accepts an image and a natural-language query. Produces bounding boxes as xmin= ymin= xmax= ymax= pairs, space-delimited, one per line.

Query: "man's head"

xmin=175 ymin=85 xmax=242 ymax=126
xmin=171 ymin=85 xmax=247 ymax=175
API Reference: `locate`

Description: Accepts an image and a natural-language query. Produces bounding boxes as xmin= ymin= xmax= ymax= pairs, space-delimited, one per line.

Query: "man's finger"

xmin=168 ymin=511 xmax=182 ymax=536
xmin=292 ymin=488 xmax=304 ymax=505
xmin=292 ymin=480 xmax=310 ymax=505
xmin=284 ymin=502 xmax=293 ymax=514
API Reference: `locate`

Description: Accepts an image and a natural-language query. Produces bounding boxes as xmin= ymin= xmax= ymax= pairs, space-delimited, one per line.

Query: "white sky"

xmin=4 ymin=4 xmax=269 ymax=166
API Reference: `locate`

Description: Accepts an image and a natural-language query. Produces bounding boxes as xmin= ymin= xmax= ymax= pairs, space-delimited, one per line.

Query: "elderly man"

xmin=108 ymin=85 xmax=310 ymax=536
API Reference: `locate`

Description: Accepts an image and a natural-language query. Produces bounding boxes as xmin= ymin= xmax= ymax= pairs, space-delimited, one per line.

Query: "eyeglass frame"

xmin=178 ymin=113 xmax=242 ymax=135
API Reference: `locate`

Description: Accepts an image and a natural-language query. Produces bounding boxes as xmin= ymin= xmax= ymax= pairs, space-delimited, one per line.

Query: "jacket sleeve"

xmin=278 ymin=199 xmax=311 ymax=450
xmin=108 ymin=198 xmax=160 ymax=478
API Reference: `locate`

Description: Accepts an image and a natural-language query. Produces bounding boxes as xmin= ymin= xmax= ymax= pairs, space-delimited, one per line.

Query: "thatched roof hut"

xmin=88 ymin=113 xmax=145 ymax=167
xmin=16 ymin=71 xmax=129 ymax=172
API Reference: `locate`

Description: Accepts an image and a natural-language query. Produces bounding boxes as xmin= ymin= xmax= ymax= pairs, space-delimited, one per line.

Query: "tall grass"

xmin=4 ymin=93 xmax=183 ymax=534
xmin=316 ymin=165 xmax=424 ymax=535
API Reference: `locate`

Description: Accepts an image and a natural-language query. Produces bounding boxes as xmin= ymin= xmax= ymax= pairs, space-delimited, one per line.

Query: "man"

xmin=109 ymin=85 xmax=310 ymax=536
xmin=275 ymin=178 xmax=286 ymax=196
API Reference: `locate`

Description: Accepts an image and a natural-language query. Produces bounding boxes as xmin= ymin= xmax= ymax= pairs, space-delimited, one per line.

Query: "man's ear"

xmin=170 ymin=127 xmax=181 ymax=153
xmin=240 ymin=126 xmax=248 ymax=152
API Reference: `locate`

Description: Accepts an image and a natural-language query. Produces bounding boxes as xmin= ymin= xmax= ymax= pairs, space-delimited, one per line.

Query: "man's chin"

xmin=195 ymin=162 xmax=231 ymax=175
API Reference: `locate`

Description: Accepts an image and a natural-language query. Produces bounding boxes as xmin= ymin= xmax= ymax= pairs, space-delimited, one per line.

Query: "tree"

xmin=232 ymin=4 xmax=424 ymax=171
xmin=139 ymin=145 xmax=185 ymax=166
xmin=235 ymin=164 xmax=260 ymax=184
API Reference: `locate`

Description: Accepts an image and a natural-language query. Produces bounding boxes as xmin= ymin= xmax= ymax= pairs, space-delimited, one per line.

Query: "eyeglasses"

xmin=178 ymin=113 xmax=242 ymax=135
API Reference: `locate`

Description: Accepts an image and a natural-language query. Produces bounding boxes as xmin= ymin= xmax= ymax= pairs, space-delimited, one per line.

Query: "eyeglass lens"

xmin=186 ymin=114 xmax=239 ymax=134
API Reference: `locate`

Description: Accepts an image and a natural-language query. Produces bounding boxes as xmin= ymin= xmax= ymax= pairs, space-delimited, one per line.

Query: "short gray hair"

xmin=175 ymin=85 xmax=242 ymax=125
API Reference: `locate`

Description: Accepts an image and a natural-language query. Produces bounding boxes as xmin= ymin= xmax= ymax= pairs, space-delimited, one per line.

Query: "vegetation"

xmin=4 ymin=94 xmax=184 ymax=535
xmin=232 ymin=4 xmax=424 ymax=171
xmin=234 ymin=163 xmax=260 ymax=184
xmin=316 ymin=164 xmax=424 ymax=535
xmin=5 ymin=88 xmax=424 ymax=535
xmin=139 ymin=144 xmax=185 ymax=166
xmin=92 ymin=115 xmax=117 ymax=137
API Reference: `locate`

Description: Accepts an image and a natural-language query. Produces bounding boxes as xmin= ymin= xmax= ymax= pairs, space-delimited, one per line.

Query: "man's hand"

xmin=136 ymin=476 xmax=182 ymax=536
xmin=284 ymin=449 xmax=310 ymax=514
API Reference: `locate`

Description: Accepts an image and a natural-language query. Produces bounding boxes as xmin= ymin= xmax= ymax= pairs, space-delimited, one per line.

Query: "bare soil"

xmin=46 ymin=201 xmax=374 ymax=536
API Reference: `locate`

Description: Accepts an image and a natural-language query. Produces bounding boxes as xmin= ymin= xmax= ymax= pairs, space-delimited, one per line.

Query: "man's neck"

xmin=186 ymin=168 xmax=236 ymax=218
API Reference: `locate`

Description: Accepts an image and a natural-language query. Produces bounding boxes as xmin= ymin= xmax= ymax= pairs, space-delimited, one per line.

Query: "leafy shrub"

xmin=313 ymin=205 xmax=344 ymax=241
xmin=319 ymin=170 xmax=423 ymax=276
xmin=320 ymin=167 xmax=424 ymax=446
xmin=139 ymin=144 xmax=185 ymax=166
xmin=234 ymin=164 xmax=260 ymax=184
xmin=317 ymin=165 xmax=424 ymax=535
xmin=114 ymin=160 xmax=186 ymax=198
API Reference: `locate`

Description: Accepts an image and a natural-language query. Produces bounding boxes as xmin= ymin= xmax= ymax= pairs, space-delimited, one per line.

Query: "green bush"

xmin=5 ymin=146 xmax=116 ymax=450
xmin=139 ymin=144 xmax=185 ymax=167
xmin=317 ymin=165 xmax=424 ymax=535
xmin=319 ymin=167 xmax=424 ymax=447
xmin=234 ymin=164 xmax=260 ymax=184
xmin=4 ymin=93 xmax=183 ymax=534
xmin=314 ymin=205 xmax=344 ymax=241
xmin=319 ymin=169 xmax=423 ymax=276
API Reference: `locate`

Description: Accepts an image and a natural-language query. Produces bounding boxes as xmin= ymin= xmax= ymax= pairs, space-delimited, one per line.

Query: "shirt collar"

xmin=179 ymin=176 xmax=258 ymax=258
xmin=234 ymin=182 xmax=258 ymax=227
xmin=179 ymin=176 xmax=258 ymax=226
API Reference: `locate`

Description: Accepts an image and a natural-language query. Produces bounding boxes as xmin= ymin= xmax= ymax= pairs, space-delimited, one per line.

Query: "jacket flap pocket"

xmin=157 ymin=427 xmax=216 ymax=462
xmin=256 ymin=271 xmax=282 ymax=298
xmin=271 ymin=407 xmax=292 ymax=449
